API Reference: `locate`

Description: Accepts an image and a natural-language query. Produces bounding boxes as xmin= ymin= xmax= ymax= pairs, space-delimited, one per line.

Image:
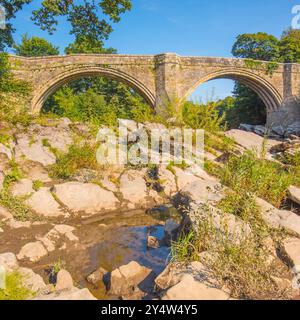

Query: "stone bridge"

xmin=8 ymin=53 xmax=300 ymax=128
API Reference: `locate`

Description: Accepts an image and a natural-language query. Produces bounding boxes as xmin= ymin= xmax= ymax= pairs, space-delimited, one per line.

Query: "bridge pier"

xmin=154 ymin=53 xmax=183 ymax=118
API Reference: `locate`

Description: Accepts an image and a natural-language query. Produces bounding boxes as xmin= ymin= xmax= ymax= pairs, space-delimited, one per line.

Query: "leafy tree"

xmin=14 ymin=34 xmax=59 ymax=56
xmin=0 ymin=0 xmax=32 ymax=51
xmin=280 ymin=29 xmax=300 ymax=63
xmin=0 ymin=0 xmax=132 ymax=51
xmin=230 ymin=32 xmax=281 ymax=127
xmin=232 ymin=32 xmax=280 ymax=61
xmin=183 ymin=100 xmax=225 ymax=132
xmin=42 ymin=36 xmax=155 ymax=125
xmin=64 ymin=36 xmax=116 ymax=55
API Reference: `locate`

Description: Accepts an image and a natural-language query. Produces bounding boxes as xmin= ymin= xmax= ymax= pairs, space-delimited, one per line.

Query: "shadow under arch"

xmin=31 ymin=66 xmax=156 ymax=113
xmin=184 ymin=69 xmax=283 ymax=113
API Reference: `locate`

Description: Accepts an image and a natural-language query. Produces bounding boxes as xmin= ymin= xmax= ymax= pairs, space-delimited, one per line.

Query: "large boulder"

xmin=158 ymin=166 xmax=177 ymax=197
xmin=11 ymin=179 xmax=34 ymax=197
xmin=120 ymin=170 xmax=149 ymax=208
xmin=256 ymin=198 xmax=300 ymax=237
xmin=224 ymin=129 xmax=280 ymax=159
xmin=0 ymin=143 xmax=13 ymax=160
xmin=15 ymin=134 xmax=56 ymax=166
xmin=17 ymin=241 xmax=48 ymax=262
xmin=162 ymin=262 xmax=230 ymax=300
xmin=18 ymin=267 xmax=47 ymax=293
xmin=181 ymin=203 xmax=251 ymax=244
xmin=0 ymin=252 xmax=18 ymax=272
xmin=0 ymin=206 xmax=13 ymax=221
xmin=162 ymin=274 xmax=230 ymax=300
xmin=108 ymin=261 xmax=153 ymax=297
xmin=55 ymin=269 xmax=74 ymax=291
xmin=173 ymin=167 xmax=203 ymax=191
xmin=21 ymin=161 xmax=52 ymax=183
xmin=53 ymin=182 xmax=119 ymax=214
xmin=287 ymin=186 xmax=300 ymax=206
xmin=155 ymin=263 xmax=185 ymax=290
xmin=26 ymin=188 xmax=63 ymax=217
xmin=180 ymin=179 xmax=223 ymax=204
xmin=281 ymin=237 xmax=300 ymax=268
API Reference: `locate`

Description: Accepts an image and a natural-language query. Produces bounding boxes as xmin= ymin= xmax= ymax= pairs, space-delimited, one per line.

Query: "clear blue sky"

xmin=11 ymin=0 xmax=296 ymax=100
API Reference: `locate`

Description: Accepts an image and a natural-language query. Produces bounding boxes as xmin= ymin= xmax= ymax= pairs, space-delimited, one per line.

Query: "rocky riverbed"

xmin=1 ymin=117 xmax=300 ymax=300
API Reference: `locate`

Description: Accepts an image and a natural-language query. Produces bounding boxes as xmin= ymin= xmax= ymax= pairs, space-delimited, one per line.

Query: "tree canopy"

xmin=0 ymin=0 xmax=132 ymax=51
xmin=226 ymin=29 xmax=300 ymax=128
xmin=14 ymin=34 xmax=59 ymax=56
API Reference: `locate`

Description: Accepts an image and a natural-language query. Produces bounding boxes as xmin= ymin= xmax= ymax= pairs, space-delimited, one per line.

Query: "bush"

xmin=171 ymin=210 xmax=291 ymax=300
xmin=183 ymin=100 xmax=225 ymax=132
xmin=42 ymin=79 xmax=157 ymax=126
xmin=49 ymin=142 xmax=99 ymax=179
xmin=220 ymin=151 xmax=293 ymax=207
xmin=0 ymin=272 xmax=33 ymax=300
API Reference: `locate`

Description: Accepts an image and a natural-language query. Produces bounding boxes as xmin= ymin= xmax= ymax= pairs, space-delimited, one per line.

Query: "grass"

xmin=171 ymin=209 xmax=291 ymax=300
xmin=0 ymin=272 xmax=33 ymax=300
xmin=49 ymin=142 xmax=99 ymax=179
xmin=2 ymin=160 xmax=23 ymax=190
xmin=32 ymin=180 xmax=43 ymax=191
xmin=220 ymin=151 xmax=294 ymax=208
xmin=0 ymin=160 xmax=34 ymax=221
xmin=0 ymin=191 xmax=33 ymax=221
xmin=218 ymin=190 xmax=269 ymax=238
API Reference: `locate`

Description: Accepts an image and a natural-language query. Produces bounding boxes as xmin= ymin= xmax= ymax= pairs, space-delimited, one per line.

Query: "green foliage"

xmin=171 ymin=210 xmax=290 ymax=300
xmin=0 ymin=52 xmax=32 ymax=125
xmin=183 ymin=100 xmax=225 ymax=132
xmin=280 ymin=29 xmax=300 ymax=63
xmin=0 ymin=161 xmax=35 ymax=221
xmin=43 ymin=80 xmax=156 ymax=126
xmin=32 ymin=180 xmax=43 ymax=191
xmin=0 ymin=191 xmax=33 ymax=221
xmin=1 ymin=1 xmax=132 ymax=51
xmin=232 ymin=32 xmax=280 ymax=61
xmin=0 ymin=0 xmax=32 ymax=51
xmin=14 ymin=34 xmax=59 ymax=56
xmin=220 ymin=151 xmax=294 ymax=207
xmin=3 ymin=159 xmax=23 ymax=189
xmin=42 ymin=35 xmax=156 ymax=126
xmin=219 ymin=190 xmax=269 ymax=237
xmin=32 ymin=0 xmax=132 ymax=42
xmin=65 ymin=36 xmax=116 ymax=55
xmin=0 ymin=272 xmax=33 ymax=300
xmin=171 ymin=230 xmax=195 ymax=262
xmin=49 ymin=142 xmax=99 ymax=179
xmin=229 ymin=29 xmax=300 ymax=127
xmin=0 ymin=52 xmax=31 ymax=94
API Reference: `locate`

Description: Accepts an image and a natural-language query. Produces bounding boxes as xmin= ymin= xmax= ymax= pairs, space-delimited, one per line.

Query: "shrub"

xmin=0 ymin=272 xmax=33 ymax=300
xmin=171 ymin=210 xmax=291 ymax=300
xmin=183 ymin=100 xmax=225 ymax=132
xmin=220 ymin=151 xmax=293 ymax=207
xmin=49 ymin=142 xmax=99 ymax=179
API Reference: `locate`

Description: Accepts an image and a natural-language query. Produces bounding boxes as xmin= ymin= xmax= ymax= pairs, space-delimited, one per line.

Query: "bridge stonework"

xmin=8 ymin=53 xmax=300 ymax=128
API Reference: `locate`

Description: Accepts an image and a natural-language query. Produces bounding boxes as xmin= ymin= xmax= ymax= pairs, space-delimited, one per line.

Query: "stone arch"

xmin=184 ymin=69 xmax=283 ymax=112
xmin=31 ymin=66 xmax=156 ymax=113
